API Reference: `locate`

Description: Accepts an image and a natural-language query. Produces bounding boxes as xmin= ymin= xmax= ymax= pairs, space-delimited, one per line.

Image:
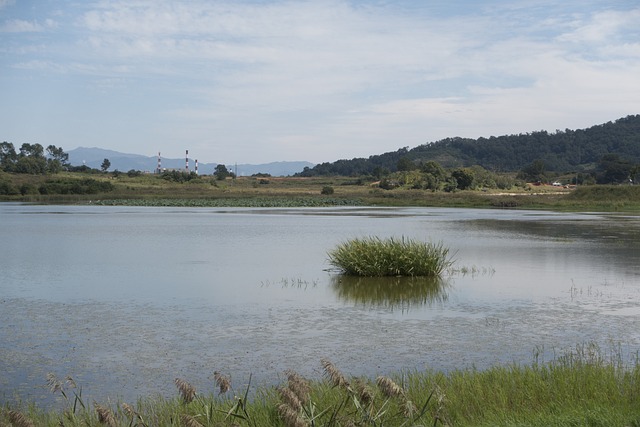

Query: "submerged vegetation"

xmin=327 ymin=236 xmax=453 ymax=277
xmin=2 ymin=344 xmax=640 ymax=426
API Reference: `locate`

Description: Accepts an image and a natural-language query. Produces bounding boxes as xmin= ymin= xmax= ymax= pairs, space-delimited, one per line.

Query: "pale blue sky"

xmin=1 ymin=0 xmax=639 ymax=164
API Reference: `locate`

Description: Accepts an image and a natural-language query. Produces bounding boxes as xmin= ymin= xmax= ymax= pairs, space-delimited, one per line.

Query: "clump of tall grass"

xmin=327 ymin=236 xmax=453 ymax=277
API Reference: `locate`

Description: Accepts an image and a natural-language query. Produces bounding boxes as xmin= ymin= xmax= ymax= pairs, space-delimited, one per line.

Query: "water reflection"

xmin=330 ymin=275 xmax=450 ymax=311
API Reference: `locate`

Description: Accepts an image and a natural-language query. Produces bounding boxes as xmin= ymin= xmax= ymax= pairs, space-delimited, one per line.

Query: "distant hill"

xmin=67 ymin=147 xmax=314 ymax=177
xmin=297 ymin=115 xmax=640 ymax=176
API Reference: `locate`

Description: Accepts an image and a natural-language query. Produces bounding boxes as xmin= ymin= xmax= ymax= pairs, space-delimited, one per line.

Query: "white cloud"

xmin=0 ymin=19 xmax=44 ymax=32
xmin=2 ymin=0 xmax=640 ymax=163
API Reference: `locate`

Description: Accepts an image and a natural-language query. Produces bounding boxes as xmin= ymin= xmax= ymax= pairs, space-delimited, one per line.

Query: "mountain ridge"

xmin=67 ymin=147 xmax=314 ymax=177
xmin=297 ymin=114 xmax=640 ymax=176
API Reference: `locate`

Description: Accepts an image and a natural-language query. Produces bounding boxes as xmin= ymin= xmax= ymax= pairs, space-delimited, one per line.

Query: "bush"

xmin=321 ymin=185 xmax=334 ymax=195
xmin=379 ymin=178 xmax=400 ymax=190
xmin=0 ymin=180 xmax=18 ymax=195
xmin=162 ymin=170 xmax=199 ymax=182
xmin=38 ymin=178 xmax=115 ymax=195
xmin=327 ymin=236 xmax=452 ymax=277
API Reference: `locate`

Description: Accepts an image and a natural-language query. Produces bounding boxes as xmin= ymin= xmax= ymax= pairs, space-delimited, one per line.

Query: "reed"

xmin=6 ymin=410 xmax=35 ymax=427
xmin=94 ymin=402 xmax=117 ymax=427
xmin=327 ymin=236 xmax=453 ymax=277
xmin=213 ymin=371 xmax=231 ymax=395
xmin=3 ymin=345 xmax=640 ymax=426
xmin=174 ymin=378 xmax=197 ymax=404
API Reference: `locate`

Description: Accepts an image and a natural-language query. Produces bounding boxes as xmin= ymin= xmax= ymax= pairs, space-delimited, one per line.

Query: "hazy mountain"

xmin=67 ymin=147 xmax=314 ymax=176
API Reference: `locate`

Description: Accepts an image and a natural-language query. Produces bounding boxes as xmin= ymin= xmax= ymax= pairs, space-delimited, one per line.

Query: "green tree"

xmin=214 ymin=164 xmax=230 ymax=180
xmin=451 ymin=168 xmax=475 ymax=190
xmin=421 ymin=161 xmax=447 ymax=190
xmin=101 ymin=158 xmax=111 ymax=172
xmin=19 ymin=143 xmax=44 ymax=159
xmin=46 ymin=145 xmax=69 ymax=173
xmin=0 ymin=142 xmax=18 ymax=171
xmin=397 ymin=156 xmax=416 ymax=172
xmin=518 ymin=159 xmax=546 ymax=182
xmin=15 ymin=156 xmax=47 ymax=174
xmin=597 ymin=154 xmax=633 ymax=184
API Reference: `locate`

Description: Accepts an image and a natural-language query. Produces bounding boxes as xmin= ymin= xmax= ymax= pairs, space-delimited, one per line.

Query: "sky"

xmin=1 ymin=0 xmax=639 ymax=165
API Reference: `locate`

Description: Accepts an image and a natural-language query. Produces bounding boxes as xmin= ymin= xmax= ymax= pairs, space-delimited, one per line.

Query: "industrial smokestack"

xmin=157 ymin=152 xmax=162 ymax=174
xmin=195 ymin=159 xmax=198 ymax=175
xmin=185 ymin=150 xmax=189 ymax=172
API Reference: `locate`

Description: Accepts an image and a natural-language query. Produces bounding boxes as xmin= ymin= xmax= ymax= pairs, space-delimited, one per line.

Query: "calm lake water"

xmin=1 ymin=203 xmax=639 ymax=407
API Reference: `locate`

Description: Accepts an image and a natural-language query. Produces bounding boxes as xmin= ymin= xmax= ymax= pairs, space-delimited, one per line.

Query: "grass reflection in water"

xmin=331 ymin=275 xmax=450 ymax=310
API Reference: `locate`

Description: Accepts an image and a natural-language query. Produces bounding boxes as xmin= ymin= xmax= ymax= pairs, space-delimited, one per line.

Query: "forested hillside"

xmin=298 ymin=115 xmax=640 ymax=177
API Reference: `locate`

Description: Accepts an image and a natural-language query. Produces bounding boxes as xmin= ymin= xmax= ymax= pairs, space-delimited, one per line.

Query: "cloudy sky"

xmin=1 ymin=0 xmax=639 ymax=165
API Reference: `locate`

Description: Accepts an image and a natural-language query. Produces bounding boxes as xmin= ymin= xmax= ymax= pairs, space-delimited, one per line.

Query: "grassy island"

xmin=327 ymin=237 xmax=452 ymax=277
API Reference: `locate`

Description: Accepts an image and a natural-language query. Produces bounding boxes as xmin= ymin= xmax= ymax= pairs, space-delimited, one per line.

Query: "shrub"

xmin=327 ymin=236 xmax=452 ymax=277
xmin=321 ymin=185 xmax=334 ymax=195
xmin=38 ymin=178 xmax=115 ymax=195
xmin=0 ymin=180 xmax=18 ymax=195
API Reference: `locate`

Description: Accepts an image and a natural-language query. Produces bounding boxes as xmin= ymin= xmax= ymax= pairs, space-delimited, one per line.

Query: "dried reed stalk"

xmin=213 ymin=371 xmax=231 ymax=394
xmin=402 ymin=399 xmax=418 ymax=418
xmin=376 ymin=376 xmax=404 ymax=398
xmin=174 ymin=378 xmax=197 ymax=403
xmin=180 ymin=414 xmax=204 ymax=427
xmin=277 ymin=403 xmax=309 ymax=427
xmin=46 ymin=373 xmax=77 ymax=394
xmin=278 ymin=386 xmax=302 ymax=412
xmin=94 ymin=402 xmax=117 ymax=427
xmin=285 ymin=370 xmax=311 ymax=405
xmin=7 ymin=410 xmax=35 ymax=427
xmin=321 ymin=359 xmax=349 ymax=388
xmin=353 ymin=379 xmax=374 ymax=406
xmin=121 ymin=402 xmax=144 ymax=423
xmin=121 ymin=402 xmax=136 ymax=418
xmin=46 ymin=372 xmax=62 ymax=393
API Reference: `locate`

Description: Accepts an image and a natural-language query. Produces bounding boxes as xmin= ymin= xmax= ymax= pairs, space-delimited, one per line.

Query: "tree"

xmin=19 ymin=143 xmax=44 ymax=159
xmin=101 ymin=158 xmax=111 ymax=172
xmin=396 ymin=157 xmax=416 ymax=171
xmin=214 ymin=164 xmax=230 ymax=180
xmin=0 ymin=142 xmax=18 ymax=171
xmin=421 ymin=161 xmax=447 ymax=190
xmin=15 ymin=156 xmax=47 ymax=174
xmin=451 ymin=168 xmax=475 ymax=190
xmin=46 ymin=145 xmax=69 ymax=173
xmin=518 ymin=159 xmax=546 ymax=182
xmin=597 ymin=154 xmax=633 ymax=184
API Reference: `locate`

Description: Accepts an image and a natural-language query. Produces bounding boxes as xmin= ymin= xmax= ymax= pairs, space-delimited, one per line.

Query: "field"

xmin=2 ymin=171 xmax=640 ymax=211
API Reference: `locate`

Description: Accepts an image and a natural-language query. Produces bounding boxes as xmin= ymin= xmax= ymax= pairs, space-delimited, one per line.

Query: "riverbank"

xmin=3 ymin=344 xmax=639 ymax=426
xmin=2 ymin=171 xmax=639 ymax=211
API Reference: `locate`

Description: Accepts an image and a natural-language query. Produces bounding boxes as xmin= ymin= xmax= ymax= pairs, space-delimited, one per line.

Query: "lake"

xmin=1 ymin=203 xmax=639 ymax=408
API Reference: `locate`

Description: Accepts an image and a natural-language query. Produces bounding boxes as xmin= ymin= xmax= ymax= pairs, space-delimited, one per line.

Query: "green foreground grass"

xmin=2 ymin=171 xmax=640 ymax=211
xmin=3 ymin=345 xmax=640 ymax=427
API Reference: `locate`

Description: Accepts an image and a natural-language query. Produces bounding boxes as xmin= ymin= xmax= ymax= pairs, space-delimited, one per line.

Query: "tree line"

xmin=1 ymin=142 xmax=70 ymax=174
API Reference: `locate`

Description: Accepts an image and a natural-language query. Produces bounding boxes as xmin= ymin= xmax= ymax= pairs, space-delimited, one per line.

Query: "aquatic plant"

xmin=327 ymin=236 xmax=453 ymax=277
